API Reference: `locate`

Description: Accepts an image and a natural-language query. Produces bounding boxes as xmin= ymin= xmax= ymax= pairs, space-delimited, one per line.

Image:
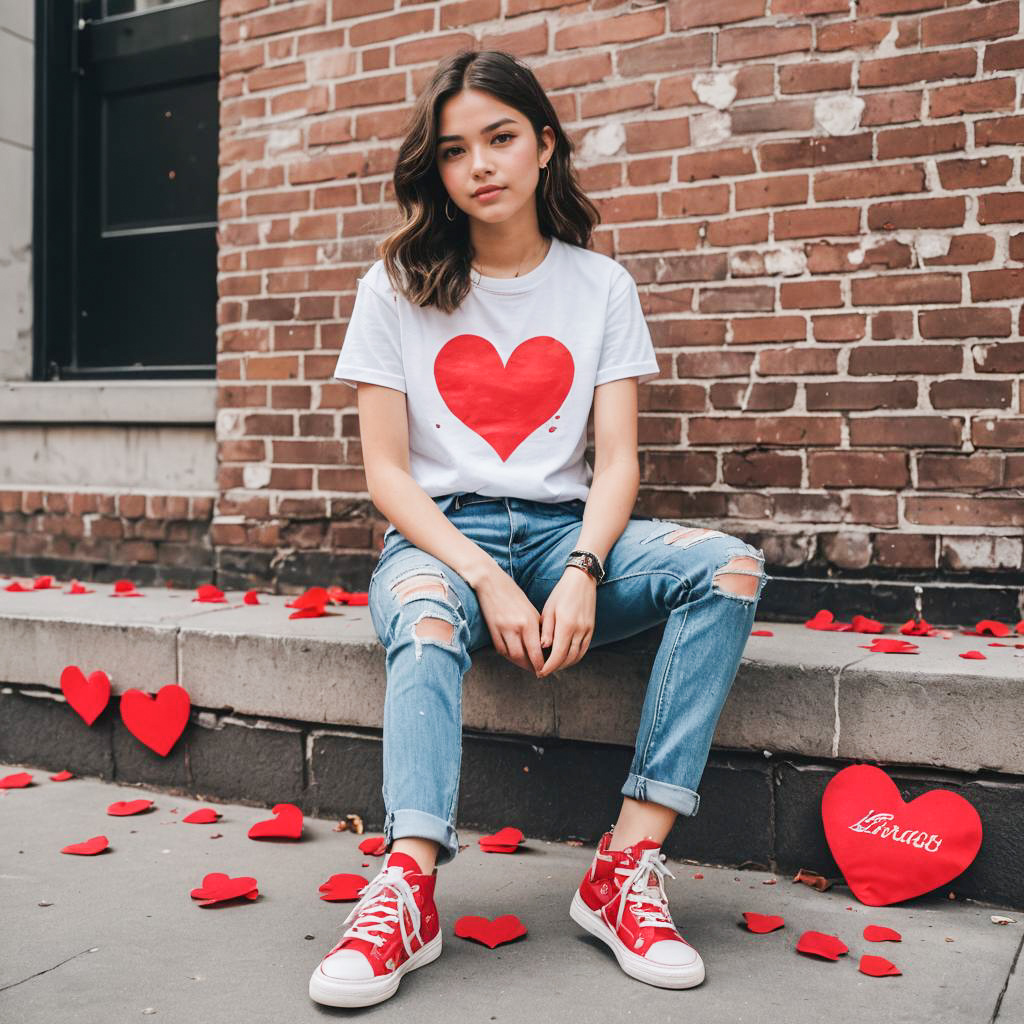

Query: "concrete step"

xmin=1 ymin=582 xmax=1022 ymax=909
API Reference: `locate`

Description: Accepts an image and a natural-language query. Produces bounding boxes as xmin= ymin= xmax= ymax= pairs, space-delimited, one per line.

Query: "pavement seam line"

xmin=0 ymin=947 xmax=98 ymax=993
xmin=990 ymin=928 xmax=1024 ymax=1022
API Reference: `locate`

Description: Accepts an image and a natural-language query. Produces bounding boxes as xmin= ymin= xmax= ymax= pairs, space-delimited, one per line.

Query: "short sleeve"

xmin=332 ymin=273 xmax=406 ymax=393
xmin=594 ymin=269 xmax=661 ymax=386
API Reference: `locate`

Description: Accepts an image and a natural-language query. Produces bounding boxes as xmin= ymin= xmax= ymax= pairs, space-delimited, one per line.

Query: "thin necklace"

xmin=472 ymin=237 xmax=550 ymax=280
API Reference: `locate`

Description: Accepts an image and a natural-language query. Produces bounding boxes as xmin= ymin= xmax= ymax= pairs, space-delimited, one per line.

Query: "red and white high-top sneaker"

xmin=570 ymin=831 xmax=705 ymax=989
xmin=309 ymin=851 xmax=442 ymax=1007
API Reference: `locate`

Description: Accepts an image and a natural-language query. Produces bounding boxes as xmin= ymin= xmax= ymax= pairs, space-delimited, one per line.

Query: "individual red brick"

xmin=930 ymin=380 xmax=1013 ymax=409
xmin=688 ymin=416 xmax=841 ymax=446
xmin=847 ymin=344 xmax=963 ymax=375
xmin=971 ymin=417 xmax=1024 ymax=448
xmin=806 ymin=381 xmax=918 ymax=411
xmin=917 ymin=454 xmax=1004 ymax=489
xmin=873 ymin=533 xmax=937 ymax=569
xmin=849 ymin=416 xmax=964 ymax=447
xmin=722 ymin=452 xmax=802 ymax=488
xmin=809 ymin=451 xmax=909 ymax=488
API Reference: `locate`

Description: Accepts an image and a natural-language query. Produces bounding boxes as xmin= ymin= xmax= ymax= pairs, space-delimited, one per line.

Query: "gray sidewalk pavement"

xmin=1 ymin=766 xmax=1021 ymax=1024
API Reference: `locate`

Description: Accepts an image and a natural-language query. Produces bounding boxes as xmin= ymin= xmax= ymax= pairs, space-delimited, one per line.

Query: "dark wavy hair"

xmin=378 ymin=49 xmax=601 ymax=314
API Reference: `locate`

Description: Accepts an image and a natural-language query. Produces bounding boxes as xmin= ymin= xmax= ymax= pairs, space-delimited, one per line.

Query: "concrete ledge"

xmin=0 ymin=584 xmax=1021 ymax=777
xmin=0 ymin=380 xmax=217 ymax=424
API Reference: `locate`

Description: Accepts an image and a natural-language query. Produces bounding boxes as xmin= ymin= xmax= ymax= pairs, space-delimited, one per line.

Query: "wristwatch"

xmin=566 ymin=549 xmax=605 ymax=584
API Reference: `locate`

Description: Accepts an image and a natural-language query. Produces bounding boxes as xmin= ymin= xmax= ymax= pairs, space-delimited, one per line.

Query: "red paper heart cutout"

xmin=358 ymin=836 xmax=388 ymax=856
xmin=796 ymin=930 xmax=848 ymax=960
xmin=61 ymin=835 xmax=109 ymax=856
xmin=107 ymin=799 xmax=154 ymax=816
xmin=190 ymin=872 xmax=259 ymax=906
xmin=742 ymin=912 xmax=785 ymax=933
xmin=434 ymin=334 xmax=574 ymax=461
xmin=900 ymin=618 xmax=937 ymax=636
xmin=243 ymin=590 xmax=261 ymax=605
xmin=864 ymin=925 xmax=902 ymax=942
xmin=805 ymin=609 xmax=852 ymax=631
xmin=183 ymin=808 xmax=221 ymax=824
xmin=318 ymin=873 xmax=369 ymax=901
xmin=194 ymin=583 xmax=226 ymax=603
xmin=478 ymin=827 xmax=524 ymax=853
xmin=119 ymin=684 xmax=191 ymax=756
xmin=1 ymin=771 xmax=33 ymax=788
xmin=859 ymin=954 xmax=901 ymax=976
xmin=289 ymin=604 xmax=327 ymax=619
xmin=248 ymin=803 xmax=303 ymax=840
xmin=750 ymin=629 xmax=774 ymax=637
xmin=5 ymin=580 xmax=29 ymax=591
xmin=33 ymin=574 xmax=56 ymax=589
xmin=60 ymin=665 xmax=111 ymax=726
xmin=960 ymin=650 xmax=986 ymax=660
xmin=454 ymin=914 xmax=528 ymax=948
xmin=850 ymin=614 xmax=884 ymax=633
xmin=111 ymin=578 xmax=143 ymax=597
xmin=822 ymin=764 xmax=982 ymax=906
xmin=859 ymin=637 xmax=919 ymax=654
xmin=963 ymin=619 xmax=1010 ymax=637
xmin=50 ymin=770 xmax=73 ymax=781
xmin=286 ymin=586 xmax=329 ymax=609
xmin=67 ymin=580 xmax=94 ymax=594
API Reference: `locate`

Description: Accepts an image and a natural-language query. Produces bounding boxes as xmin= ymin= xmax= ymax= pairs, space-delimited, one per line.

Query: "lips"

xmin=474 ymin=187 xmax=504 ymax=198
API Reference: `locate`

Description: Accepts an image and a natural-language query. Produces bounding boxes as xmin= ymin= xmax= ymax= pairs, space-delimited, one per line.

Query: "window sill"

xmin=0 ymin=381 xmax=217 ymax=425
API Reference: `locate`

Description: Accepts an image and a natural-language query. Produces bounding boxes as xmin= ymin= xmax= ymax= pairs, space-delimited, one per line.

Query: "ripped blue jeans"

xmin=367 ymin=492 xmax=771 ymax=868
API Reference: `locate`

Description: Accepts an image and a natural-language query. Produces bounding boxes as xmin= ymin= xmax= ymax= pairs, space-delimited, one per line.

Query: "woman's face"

xmin=435 ymin=88 xmax=554 ymax=226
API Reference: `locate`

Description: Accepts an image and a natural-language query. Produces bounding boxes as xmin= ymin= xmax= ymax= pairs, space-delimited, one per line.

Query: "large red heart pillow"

xmin=119 ymin=684 xmax=191 ymax=756
xmin=821 ymin=764 xmax=982 ymax=906
xmin=434 ymin=335 xmax=574 ymax=461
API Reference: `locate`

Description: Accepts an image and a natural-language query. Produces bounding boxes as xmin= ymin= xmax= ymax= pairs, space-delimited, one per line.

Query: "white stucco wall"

xmin=0 ymin=0 xmax=34 ymax=381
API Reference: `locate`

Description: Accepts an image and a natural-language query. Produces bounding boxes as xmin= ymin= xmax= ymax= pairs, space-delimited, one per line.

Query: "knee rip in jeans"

xmin=656 ymin=527 xmax=766 ymax=602
xmin=390 ymin=567 xmax=462 ymax=658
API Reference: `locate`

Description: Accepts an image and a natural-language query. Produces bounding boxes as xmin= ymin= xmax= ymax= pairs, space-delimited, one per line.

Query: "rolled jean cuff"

xmin=384 ymin=808 xmax=461 ymax=868
xmin=621 ymin=773 xmax=701 ymax=817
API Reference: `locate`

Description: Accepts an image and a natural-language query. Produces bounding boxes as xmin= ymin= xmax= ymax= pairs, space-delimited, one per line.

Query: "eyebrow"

xmin=437 ymin=118 xmax=518 ymax=145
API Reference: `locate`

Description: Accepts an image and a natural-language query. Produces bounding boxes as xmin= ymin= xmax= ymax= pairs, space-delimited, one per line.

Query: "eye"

xmin=441 ymin=132 xmax=515 ymax=159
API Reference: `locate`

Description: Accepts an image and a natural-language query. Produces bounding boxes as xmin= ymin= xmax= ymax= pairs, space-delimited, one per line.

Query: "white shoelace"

xmin=610 ymin=849 xmax=679 ymax=934
xmin=334 ymin=865 xmax=423 ymax=960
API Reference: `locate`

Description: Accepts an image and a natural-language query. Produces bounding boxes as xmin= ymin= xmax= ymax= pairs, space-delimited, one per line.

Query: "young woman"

xmin=309 ymin=49 xmax=770 ymax=1009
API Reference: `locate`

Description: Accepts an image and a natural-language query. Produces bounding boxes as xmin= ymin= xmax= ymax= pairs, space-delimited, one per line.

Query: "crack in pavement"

xmin=0 ymin=946 xmax=98 ymax=993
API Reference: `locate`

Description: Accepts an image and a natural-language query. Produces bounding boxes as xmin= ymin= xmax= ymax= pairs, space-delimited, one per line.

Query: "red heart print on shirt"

xmin=434 ymin=334 xmax=574 ymax=461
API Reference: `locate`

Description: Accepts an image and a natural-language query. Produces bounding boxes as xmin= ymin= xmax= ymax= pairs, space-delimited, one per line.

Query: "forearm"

xmin=369 ymin=467 xmax=499 ymax=589
xmin=574 ymin=459 xmax=641 ymax=565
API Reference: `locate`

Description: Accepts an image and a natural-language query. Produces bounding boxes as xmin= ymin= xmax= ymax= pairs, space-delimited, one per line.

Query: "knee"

xmin=390 ymin=569 xmax=464 ymax=656
xmin=658 ymin=527 xmax=766 ymax=602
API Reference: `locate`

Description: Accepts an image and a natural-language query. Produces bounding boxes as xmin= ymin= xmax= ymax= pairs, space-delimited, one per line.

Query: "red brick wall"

xmin=215 ymin=0 xmax=1024 ymax=595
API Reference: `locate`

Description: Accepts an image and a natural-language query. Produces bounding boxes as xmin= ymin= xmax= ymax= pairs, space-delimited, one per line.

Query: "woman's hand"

xmin=474 ymin=566 xmax=548 ymax=675
xmin=536 ymin=567 xmax=596 ymax=678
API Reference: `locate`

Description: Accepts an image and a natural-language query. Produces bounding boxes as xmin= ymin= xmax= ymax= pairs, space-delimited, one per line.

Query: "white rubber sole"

xmin=569 ymin=890 xmax=705 ymax=989
xmin=308 ymin=931 xmax=442 ymax=1008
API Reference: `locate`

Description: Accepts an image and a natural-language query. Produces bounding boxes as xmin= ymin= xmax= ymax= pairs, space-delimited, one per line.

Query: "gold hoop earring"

xmin=445 ymin=198 xmax=457 ymax=222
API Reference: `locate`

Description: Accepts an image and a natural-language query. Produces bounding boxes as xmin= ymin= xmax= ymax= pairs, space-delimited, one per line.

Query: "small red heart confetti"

xmin=50 ymin=770 xmax=74 ymax=781
xmin=107 ymin=799 xmax=154 ymax=816
xmin=248 ymin=803 xmax=303 ymax=840
xmin=805 ymin=609 xmax=852 ymax=631
xmin=859 ymin=954 xmax=901 ymax=976
xmin=318 ymin=873 xmax=369 ymax=902
xmin=864 ymin=925 xmax=902 ymax=942
xmin=67 ymin=580 xmax=94 ymax=594
xmin=858 ymin=637 xmax=919 ymax=654
xmin=33 ymin=574 xmax=57 ymax=589
xmin=0 ymin=771 xmax=33 ymax=788
xmin=455 ymin=914 xmax=527 ymax=948
xmin=900 ymin=618 xmax=939 ymax=636
xmin=850 ymin=614 xmax=884 ymax=633
xmin=358 ymin=836 xmax=389 ymax=856
xmin=478 ymin=826 xmax=525 ymax=853
xmin=111 ymin=579 xmax=143 ymax=597
xmin=194 ymin=583 xmax=227 ymax=603
xmin=243 ymin=590 xmax=261 ymax=605
xmin=346 ymin=592 xmax=368 ymax=606
xmin=750 ymin=629 xmax=774 ymax=637
xmin=183 ymin=808 xmax=221 ymax=824
xmin=60 ymin=665 xmax=111 ymax=726
xmin=742 ymin=912 xmax=785 ymax=933
xmin=959 ymin=650 xmax=986 ymax=660
xmin=285 ymin=586 xmax=329 ymax=609
xmin=61 ymin=835 xmax=109 ymax=856
xmin=796 ymin=930 xmax=848 ymax=960
xmin=5 ymin=580 xmax=30 ymax=591
xmin=190 ymin=872 xmax=259 ymax=906
xmin=289 ymin=604 xmax=328 ymax=619
xmin=119 ymin=684 xmax=191 ymax=756
xmin=962 ymin=619 xmax=1010 ymax=637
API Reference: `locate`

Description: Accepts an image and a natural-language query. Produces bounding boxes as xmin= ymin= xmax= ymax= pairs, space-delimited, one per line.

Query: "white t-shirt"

xmin=332 ymin=236 xmax=660 ymax=503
